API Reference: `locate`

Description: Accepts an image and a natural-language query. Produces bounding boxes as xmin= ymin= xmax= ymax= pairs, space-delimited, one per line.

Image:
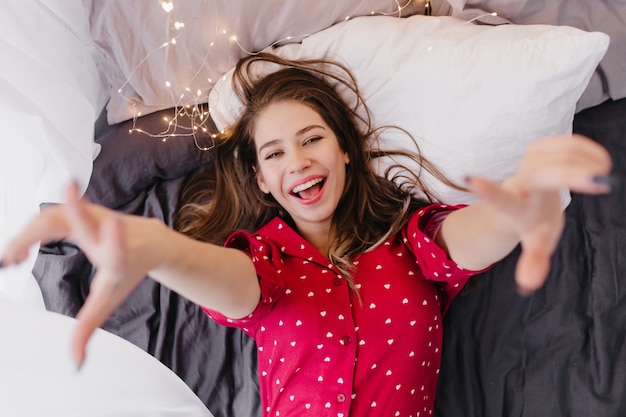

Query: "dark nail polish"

xmin=0 ymin=260 xmax=4 ymax=269
xmin=592 ymin=175 xmax=618 ymax=190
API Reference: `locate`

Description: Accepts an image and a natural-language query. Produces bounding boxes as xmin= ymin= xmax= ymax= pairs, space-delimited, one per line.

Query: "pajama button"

xmin=340 ymin=336 xmax=352 ymax=345
xmin=336 ymin=393 xmax=346 ymax=402
xmin=333 ymin=277 xmax=342 ymax=286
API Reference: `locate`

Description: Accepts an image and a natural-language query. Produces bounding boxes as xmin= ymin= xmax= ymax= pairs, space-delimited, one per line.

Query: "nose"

xmin=287 ymin=147 xmax=311 ymax=173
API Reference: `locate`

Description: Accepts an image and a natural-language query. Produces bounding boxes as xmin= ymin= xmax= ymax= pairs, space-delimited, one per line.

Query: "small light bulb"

xmin=160 ymin=1 xmax=173 ymax=13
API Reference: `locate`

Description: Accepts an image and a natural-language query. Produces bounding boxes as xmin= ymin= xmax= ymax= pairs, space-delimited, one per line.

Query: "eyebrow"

xmin=257 ymin=124 xmax=326 ymax=154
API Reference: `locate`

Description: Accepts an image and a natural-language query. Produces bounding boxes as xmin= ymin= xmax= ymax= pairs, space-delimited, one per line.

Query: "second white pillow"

xmin=209 ymin=15 xmax=609 ymax=204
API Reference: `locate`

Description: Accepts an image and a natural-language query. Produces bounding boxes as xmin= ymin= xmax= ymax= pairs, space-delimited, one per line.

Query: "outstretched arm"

xmin=435 ymin=134 xmax=613 ymax=294
xmin=1 ymin=184 xmax=260 ymax=367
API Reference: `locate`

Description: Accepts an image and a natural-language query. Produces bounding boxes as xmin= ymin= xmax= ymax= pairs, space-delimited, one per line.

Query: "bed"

xmin=3 ymin=0 xmax=626 ymax=416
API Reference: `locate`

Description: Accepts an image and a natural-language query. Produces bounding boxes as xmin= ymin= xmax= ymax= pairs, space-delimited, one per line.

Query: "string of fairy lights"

xmin=122 ymin=1 xmax=496 ymax=151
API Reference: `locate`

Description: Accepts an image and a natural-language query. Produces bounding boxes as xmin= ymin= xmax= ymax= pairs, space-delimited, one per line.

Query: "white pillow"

xmin=86 ymin=0 xmax=426 ymax=124
xmin=209 ymin=15 xmax=609 ymax=204
xmin=444 ymin=0 xmax=626 ymax=110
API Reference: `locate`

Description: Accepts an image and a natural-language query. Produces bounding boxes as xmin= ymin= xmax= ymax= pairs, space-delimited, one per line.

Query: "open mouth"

xmin=291 ymin=178 xmax=325 ymax=200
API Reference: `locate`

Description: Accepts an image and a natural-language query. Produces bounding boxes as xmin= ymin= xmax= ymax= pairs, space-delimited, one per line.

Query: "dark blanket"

xmin=33 ymin=98 xmax=626 ymax=417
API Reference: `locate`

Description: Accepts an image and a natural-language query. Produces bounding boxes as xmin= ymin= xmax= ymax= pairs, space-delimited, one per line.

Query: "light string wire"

xmin=465 ymin=12 xmax=499 ymax=25
xmin=123 ymin=1 xmax=469 ymax=151
xmin=128 ymin=0 xmax=217 ymax=150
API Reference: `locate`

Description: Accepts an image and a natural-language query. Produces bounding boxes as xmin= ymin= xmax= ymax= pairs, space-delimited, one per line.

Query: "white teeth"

xmin=292 ymin=178 xmax=323 ymax=194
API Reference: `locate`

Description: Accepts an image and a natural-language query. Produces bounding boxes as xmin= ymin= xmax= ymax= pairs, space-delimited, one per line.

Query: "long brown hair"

xmin=176 ymin=53 xmax=462 ymax=282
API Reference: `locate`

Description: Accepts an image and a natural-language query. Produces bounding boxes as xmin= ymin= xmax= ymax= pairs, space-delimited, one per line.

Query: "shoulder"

xmin=401 ymin=203 xmax=471 ymax=275
xmin=212 ymin=219 xmax=291 ymax=330
xmin=225 ymin=217 xmax=286 ymax=252
xmin=406 ymin=203 xmax=467 ymax=238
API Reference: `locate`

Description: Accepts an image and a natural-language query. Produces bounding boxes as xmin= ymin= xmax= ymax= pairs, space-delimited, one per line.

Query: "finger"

xmin=72 ymin=281 xmax=130 ymax=371
xmin=514 ymin=218 xmax=563 ymax=295
xmin=71 ymin=273 xmax=120 ymax=370
xmin=466 ymin=176 xmax=522 ymax=214
xmin=520 ymin=135 xmax=613 ymax=193
xmin=65 ymin=182 xmax=100 ymax=249
xmin=1 ymin=183 xmax=90 ymax=267
xmin=531 ymin=134 xmax=611 ymax=167
xmin=71 ymin=308 xmax=97 ymax=370
xmin=71 ymin=216 xmax=132 ymax=369
xmin=515 ymin=246 xmax=551 ymax=295
xmin=524 ymin=162 xmax=613 ymax=194
xmin=1 ymin=206 xmax=70 ymax=266
xmin=522 ymin=159 xmax=610 ymax=192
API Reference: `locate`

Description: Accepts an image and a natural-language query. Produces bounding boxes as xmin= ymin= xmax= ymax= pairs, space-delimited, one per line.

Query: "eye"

xmin=264 ymin=150 xmax=283 ymax=160
xmin=304 ymin=136 xmax=322 ymax=145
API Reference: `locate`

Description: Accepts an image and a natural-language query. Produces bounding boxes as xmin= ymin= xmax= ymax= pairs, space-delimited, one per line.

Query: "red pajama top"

xmin=204 ymin=204 xmax=486 ymax=417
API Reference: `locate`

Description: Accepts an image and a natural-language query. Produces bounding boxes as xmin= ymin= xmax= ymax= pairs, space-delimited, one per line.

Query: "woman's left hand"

xmin=467 ymin=134 xmax=613 ymax=294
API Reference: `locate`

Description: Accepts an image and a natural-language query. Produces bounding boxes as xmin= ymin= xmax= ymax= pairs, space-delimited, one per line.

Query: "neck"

xmin=296 ymin=221 xmax=332 ymax=257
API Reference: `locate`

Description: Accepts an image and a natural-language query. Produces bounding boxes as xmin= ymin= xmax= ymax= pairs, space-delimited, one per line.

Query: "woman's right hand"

xmin=1 ymin=183 xmax=158 ymax=368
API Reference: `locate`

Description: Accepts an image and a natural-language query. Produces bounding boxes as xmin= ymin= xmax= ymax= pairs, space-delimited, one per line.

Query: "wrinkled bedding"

xmin=33 ymin=97 xmax=626 ymax=417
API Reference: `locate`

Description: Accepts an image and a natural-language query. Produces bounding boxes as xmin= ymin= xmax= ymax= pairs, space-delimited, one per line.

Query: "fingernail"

xmin=516 ymin=286 xmax=533 ymax=297
xmin=0 ymin=260 xmax=4 ymax=269
xmin=592 ymin=175 xmax=618 ymax=190
xmin=74 ymin=353 xmax=85 ymax=372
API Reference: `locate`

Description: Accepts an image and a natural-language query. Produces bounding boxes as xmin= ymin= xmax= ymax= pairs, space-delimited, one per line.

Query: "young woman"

xmin=1 ymin=54 xmax=612 ymax=416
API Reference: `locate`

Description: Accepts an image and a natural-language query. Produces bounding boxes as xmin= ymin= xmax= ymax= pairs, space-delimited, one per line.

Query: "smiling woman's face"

xmin=253 ymin=100 xmax=350 ymax=236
